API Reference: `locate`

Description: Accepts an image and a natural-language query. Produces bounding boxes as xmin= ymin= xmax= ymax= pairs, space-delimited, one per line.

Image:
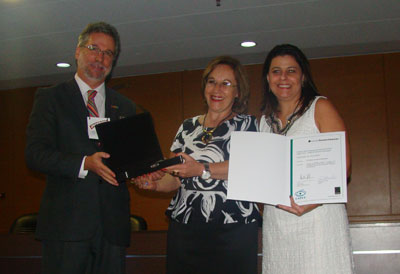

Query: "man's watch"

xmin=201 ymin=163 xmax=211 ymax=180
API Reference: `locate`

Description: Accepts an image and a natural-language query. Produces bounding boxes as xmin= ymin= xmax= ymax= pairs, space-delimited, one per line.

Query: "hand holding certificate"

xmin=227 ymin=131 xmax=347 ymax=206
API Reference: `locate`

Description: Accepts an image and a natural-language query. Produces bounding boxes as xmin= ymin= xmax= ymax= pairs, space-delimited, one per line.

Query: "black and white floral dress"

xmin=165 ymin=113 xmax=261 ymax=274
xmin=166 ymin=113 xmax=260 ymax=224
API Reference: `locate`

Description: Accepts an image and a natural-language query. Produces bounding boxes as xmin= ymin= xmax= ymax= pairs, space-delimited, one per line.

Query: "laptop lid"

xmin=95 ymin=112 xmax=164 ymax=181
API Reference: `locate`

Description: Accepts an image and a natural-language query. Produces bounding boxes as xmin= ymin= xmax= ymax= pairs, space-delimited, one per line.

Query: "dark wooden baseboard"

xmin=0 ymin=231 xmax=262 ymax=274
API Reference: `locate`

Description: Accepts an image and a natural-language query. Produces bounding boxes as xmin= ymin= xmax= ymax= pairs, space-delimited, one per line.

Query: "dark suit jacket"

xmin=25 ymin=79 xmax=136 ymax=246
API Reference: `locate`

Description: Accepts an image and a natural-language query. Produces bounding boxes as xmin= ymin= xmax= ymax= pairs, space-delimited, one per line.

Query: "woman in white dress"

xmin=260 ymin=44 xmax=354 ymax=274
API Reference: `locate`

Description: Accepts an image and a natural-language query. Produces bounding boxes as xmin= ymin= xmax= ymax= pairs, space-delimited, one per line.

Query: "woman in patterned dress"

xmin=260 ymin=44 xmax=354 ymax=274
xmin=134 ymin=56 xmax=261 ymax=274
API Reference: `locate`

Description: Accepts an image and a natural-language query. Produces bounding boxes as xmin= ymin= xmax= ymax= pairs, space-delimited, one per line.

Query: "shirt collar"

xmin=74 ymin=73 xmax=106 ymax=99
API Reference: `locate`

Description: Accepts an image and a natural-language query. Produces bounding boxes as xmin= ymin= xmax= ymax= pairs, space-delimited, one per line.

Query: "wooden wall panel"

xmin=0 ymin=132 xmax=12 ymax=233
xmin=384 ymin=53 xmax=400 ymax=215
xmin=245 ymin=64 xmax=263 ymax=119
xmin=0 ymin=87 xmax=44 ymax=233
xmin=181 ymin=70 xmax=205 ymax=119
xmin=310 ymin=55 xmax=391 ymax=218
xmin=12 ymin=88 xmax=44 ymax=214
xmin=109 ymin=72 xmax=183 ymax=230
xmin=0 ymin=90 xmax=14 ymax=233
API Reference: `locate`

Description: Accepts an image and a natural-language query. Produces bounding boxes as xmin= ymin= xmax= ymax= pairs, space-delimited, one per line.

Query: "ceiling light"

xmin=56 ymin=62 xmax=71 ymax=68
xmin=241 ymin=41 xmax=257 ymax=48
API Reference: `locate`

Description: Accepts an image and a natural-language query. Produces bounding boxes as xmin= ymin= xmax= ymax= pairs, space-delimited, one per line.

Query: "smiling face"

xmin=204 ymin=64 xmax=239 ymax=115
xmin=75 ymin=32 xmax=115 ymax=88
xmin=267 ymin=55 xmax=305 ymax=103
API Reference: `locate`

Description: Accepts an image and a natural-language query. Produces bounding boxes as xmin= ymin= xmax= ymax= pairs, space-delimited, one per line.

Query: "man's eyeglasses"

xmin=83 ymin=44 xmax=115 ymax=59
xmin=206 ymin=78 xmax=237 ymax=89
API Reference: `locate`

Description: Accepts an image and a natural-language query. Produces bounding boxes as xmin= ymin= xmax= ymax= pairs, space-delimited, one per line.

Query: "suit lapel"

xmin=64 ymin=79 xmax=101 ymax=150
xmin=105 ymin=88 xmax=122 ymax=121
xmin=65 ymin=79 xmax=89 ymax=132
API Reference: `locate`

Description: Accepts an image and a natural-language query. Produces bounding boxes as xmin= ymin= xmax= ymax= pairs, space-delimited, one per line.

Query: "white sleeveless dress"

xmin=260 ymin=97 xmax=355 ymax=274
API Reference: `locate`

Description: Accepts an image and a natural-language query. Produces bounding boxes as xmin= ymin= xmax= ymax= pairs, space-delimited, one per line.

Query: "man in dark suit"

xmin=25 ymin=22 xmax=136 ymax=274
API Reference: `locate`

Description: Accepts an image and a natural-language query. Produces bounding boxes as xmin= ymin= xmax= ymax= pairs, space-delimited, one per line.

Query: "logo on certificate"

xmin=295 ymin=189 xmax=307 ymax=200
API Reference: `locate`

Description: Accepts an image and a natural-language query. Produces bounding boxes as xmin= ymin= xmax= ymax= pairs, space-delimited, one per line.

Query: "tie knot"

xmin=88 ymin=90 xmax=97 ymax=100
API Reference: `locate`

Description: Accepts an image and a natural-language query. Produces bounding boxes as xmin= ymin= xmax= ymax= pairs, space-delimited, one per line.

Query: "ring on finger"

xmin=172 ymin=170 xmax=179 ymax=176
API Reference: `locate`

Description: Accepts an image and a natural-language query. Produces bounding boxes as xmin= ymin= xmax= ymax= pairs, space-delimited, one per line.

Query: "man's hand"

xmin=84 ymin=152 xmax=118 ymax=186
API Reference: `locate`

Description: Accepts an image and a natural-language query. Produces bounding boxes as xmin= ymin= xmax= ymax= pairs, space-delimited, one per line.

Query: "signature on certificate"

xmin=318 ymin=175 xmax=337 ymax=184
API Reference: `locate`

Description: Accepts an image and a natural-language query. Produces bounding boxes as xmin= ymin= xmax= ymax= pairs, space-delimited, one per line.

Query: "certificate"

xmin=227 ymin=131 xmax=347 ymax=206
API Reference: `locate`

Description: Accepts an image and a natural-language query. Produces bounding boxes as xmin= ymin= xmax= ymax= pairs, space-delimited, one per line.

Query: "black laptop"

xmin=95 ymin=112 xmax=183 ymax=182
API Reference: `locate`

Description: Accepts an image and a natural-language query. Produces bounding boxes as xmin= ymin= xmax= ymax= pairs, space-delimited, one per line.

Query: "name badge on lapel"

xmin=87 ymin=117 xmax=110 ymax=139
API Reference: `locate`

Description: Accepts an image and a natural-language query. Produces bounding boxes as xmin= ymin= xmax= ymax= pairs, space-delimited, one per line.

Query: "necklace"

xmin=270 ymin=100 xmax=302 ymax=136
xmin=201 ymin=111 xmax=233 ymax=144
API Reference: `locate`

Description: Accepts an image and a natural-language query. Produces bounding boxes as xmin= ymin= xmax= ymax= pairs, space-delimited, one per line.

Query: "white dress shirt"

xmin=74 ymin=74 xmax=106 ymax=178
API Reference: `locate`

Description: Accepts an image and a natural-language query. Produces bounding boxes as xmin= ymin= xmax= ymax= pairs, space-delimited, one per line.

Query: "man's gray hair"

xmin=77 ymin=22 xmax=121 ymax=65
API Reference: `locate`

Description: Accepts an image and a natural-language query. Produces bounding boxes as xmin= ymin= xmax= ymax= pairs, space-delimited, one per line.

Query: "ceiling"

xmin=1 ymin=0 xmax=399 ymax=90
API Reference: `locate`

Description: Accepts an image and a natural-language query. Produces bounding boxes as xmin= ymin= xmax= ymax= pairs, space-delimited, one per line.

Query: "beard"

xmin=85 ymin=62 xmax=110 ymax=81
xmin=78 ymin=57 xmax=112 ymax=83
